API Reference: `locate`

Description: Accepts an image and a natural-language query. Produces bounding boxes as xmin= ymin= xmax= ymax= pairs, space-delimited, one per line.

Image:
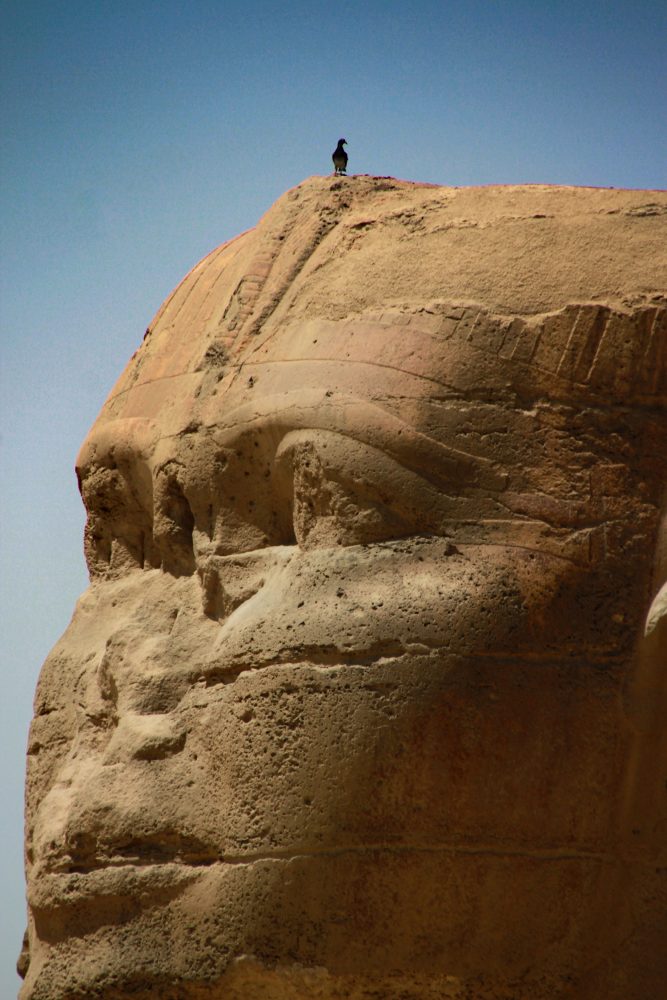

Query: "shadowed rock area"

xmin=22 ymin=177 xmax=667 ymax=999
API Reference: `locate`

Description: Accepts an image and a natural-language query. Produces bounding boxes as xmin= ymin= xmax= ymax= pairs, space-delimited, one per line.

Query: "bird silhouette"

xmin=332 ymin=138 xmax=348 ymax=175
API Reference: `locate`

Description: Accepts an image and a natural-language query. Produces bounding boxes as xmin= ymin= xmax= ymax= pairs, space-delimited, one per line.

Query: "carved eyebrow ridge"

xmin=207 ymin=392 xmax=507 ymax=494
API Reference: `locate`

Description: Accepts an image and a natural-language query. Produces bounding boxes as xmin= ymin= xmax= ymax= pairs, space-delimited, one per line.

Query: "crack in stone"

xmin=55 ymin=840 xmax=614 ymax=876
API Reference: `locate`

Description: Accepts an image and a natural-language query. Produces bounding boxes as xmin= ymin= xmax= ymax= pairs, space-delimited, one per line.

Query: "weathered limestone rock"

xmin=22 ymin=178 xmax=667 ymax=999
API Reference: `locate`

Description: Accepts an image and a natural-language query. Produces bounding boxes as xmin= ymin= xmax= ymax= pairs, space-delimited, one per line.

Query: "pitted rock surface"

xmin=22 ymin=178 xmax=667 ymax=999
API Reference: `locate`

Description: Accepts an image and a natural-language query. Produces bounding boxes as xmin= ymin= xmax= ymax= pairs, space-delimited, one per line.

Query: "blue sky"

xmin=1 ymin=0 xmax=665 ymax=991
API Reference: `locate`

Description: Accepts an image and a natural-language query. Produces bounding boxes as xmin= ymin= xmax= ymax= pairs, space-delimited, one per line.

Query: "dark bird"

xmin=332 ymin=138 xmax=348 ymax=175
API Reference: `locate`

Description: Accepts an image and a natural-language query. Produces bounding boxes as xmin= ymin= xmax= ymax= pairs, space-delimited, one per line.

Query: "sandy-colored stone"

xmin=21 ymin=177 xmax=667 ymax=999
xmin=645 ymin=580 xmax=667 ymax=636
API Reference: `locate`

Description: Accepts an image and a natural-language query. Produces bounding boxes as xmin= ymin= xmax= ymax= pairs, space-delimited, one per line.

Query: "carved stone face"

xmin=22 ymin=181 xmax=667 ymax=1000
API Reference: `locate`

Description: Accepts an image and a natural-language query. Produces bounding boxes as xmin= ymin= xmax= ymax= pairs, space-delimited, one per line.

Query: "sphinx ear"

xmin=644 ymin=581 xmax=667 ymax=638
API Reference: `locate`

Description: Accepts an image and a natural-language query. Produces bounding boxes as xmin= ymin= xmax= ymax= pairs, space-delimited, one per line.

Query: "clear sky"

xmin=1 ymin=0 xmax=665 ymax=992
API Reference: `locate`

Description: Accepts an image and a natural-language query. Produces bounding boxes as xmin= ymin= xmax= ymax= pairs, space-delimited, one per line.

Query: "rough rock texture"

xmin=22 ymin=177 xmax=667 ymax=999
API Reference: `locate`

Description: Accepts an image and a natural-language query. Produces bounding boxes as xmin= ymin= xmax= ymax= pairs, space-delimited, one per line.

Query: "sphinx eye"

xmin=274 ymin=430 xmax=416 ymax=549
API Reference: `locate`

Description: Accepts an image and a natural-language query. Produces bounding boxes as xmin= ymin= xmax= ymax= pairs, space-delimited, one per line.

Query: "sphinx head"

xmin=22 ymin=180 xmax=667 ymax=999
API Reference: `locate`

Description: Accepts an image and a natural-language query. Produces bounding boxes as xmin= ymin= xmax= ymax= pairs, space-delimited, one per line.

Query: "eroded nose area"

xmin=103 ymin=713 xmax=186 ymax=763
xmin=92 ymin=574 xmax=217 ymax=715
xmin=98 ymin=629 xmax=189 ymax=714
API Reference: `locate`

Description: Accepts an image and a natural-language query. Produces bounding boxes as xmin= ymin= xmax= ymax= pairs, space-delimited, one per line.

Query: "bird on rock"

xmin=332 ymin=138 xmax=348 ymax=175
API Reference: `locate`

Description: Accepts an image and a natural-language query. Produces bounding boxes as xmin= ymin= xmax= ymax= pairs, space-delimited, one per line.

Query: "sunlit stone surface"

xmin=22 ymin=178 xmax=667 ymax=999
